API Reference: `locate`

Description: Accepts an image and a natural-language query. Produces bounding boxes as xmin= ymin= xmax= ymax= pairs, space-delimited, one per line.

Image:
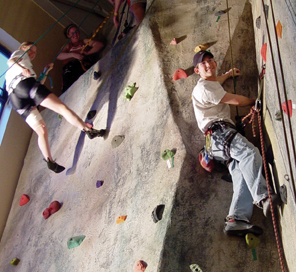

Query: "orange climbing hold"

xmin=173 ymin=69 xmax=188 ymax=81
xmin=276 ymin=21 xmax=282 ymax=39
xmin=116 ymin=215 xmax=127 ymax=224
xmin=19 ymin=194 xmax=30 ymax=206
xmin=261 ymin=43 xmax=267 ymax=62
xmin=282 ymin=100 xmax=292 ymax=117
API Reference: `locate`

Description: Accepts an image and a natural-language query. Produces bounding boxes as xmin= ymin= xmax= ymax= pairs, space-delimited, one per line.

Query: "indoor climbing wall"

xmin=0 ymin=0 xmax=294 ymax=271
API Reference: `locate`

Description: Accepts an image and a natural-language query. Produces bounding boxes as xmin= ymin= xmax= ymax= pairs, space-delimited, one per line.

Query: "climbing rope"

xmin=225 ymin=0 xmax=239 ymax=117
xmin=242 ymin=101 xmax=285 ymax=272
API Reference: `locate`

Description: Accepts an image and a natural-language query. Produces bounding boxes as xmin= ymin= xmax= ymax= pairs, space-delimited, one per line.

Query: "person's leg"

xmin=229 ymin=133 xmax=268 ymax=205
xmin=39 ymin=93 xmax=105 ymax=139
xmin=228 ymin=159 xmax=254 ymax=222
xmin=40 ymin=93 xmax=88 ymax=130
xmin=25 ymin=107 xmax=65 ymax=173
xmin=130 ymin=2 xmax=146 ymax=25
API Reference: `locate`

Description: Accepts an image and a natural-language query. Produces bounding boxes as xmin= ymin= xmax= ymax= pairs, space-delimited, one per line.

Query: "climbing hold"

xmin=261 ymin=43 xmax=267 ymax=62
xmin=275 ymin=110 xmax=282 ymax=121
xmin=255 ymin=16 xmax=261 ymax=29
xmin=134 ymin=260 xmax=148 ymax=272
xmin=93 ymin=71 xmax=101 ymax=80
xmin=96 ymin=180 xmax=104 ymax=188
xmin=190 ymin=264 xmax=203 ymax=272
xmin=43 ymin=201 xmax=61 ymax=219
xmin=215 ymin=8 xmax=231 ymax=22
xmin=116 ymin=215 xmax=127 ymax=224
xmin=282 ymin=100 xmax=293 ymax=117
xmin=43 ymin=208 xmax=51 ymax=220
xmin=194 ymin=43 xmax=211 ymax=53
xmin=245 ymin=233 xmax=260 ymax=249
xmin=264 ymin=5 xmax=269 ymax=19
xmin=111 ymin=135 xmax=125 ymax=149
xmin=276 ymin=21 xmax=282 ymax=39
xmin=280 ymin=184 xmax=287 ymax=204
xmin=19 ymin=194 xmax=30 ymax=206
xmin=151 ymin=204 xmax=165 ymax=223
xmin=87 ymin=110 xmax=96 ymax=120
xmin=245 ymin=233 xmax=260 ymax=260
xmin=170 ymin=38 xmax=178 ymax=45
xmin=124 ymin=82 xmax=138 ymax=100
xmin=161 ymin=149 xmax=175 ymax=161
xmin=173 ymin=68 xmax=188 ymax=81
xmin=10 ymin=258 xmax=20 ymax=266
xmin=48 ymin=201 xmax=61 ymax=214
xmin=58 ymin=114 xmax=63 ymax=119
xmin=67 ymin=235 xmax=86 ymax=249
xmin=199 ymin=148 xmax=214 ymax=172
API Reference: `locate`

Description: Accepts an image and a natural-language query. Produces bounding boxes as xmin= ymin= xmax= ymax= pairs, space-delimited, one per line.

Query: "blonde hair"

xmin=19 ymin=41 xmax=35 ymax=50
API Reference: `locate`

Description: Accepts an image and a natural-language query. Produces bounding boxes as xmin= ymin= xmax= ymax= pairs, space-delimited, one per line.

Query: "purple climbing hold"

xmin=96 ymin=180 xmax=104 ymax=188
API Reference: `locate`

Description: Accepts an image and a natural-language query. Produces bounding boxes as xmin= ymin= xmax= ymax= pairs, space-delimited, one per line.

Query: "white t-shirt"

xmin=192 ymin=78 xmax=234 ymax=133
xmin=5 ymin=49 xmax=36 ymax=95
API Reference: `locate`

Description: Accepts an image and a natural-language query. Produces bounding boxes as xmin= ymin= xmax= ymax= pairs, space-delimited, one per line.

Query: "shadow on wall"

xmin=65 ymin=32 xmax=138 ymax=175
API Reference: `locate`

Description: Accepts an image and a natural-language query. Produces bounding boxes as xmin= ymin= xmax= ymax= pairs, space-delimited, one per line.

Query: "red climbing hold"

xmin=261 ymin=43 xmax=267 ymax=62
xmin=19 ymin=194 xmax=30 ymax=206
xmin=173 ymin=68 xmax=188 ymax=81
xmin=43 ymin=201 xmax=61 ymax=219
xmin=282 ymin=100 xmax=292 ymax=117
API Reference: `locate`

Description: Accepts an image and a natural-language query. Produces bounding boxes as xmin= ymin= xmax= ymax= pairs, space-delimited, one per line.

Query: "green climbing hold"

xmin=67 ymin=235 xmax=86 ymax=249
xmin=161 ymin=149 xmax=176 ymax=160
xmin=124 ymin=82 xmax=138 ymax=101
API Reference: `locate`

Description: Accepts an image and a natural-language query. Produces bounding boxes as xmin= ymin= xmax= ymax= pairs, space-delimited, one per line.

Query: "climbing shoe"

xmin=46 ymin=158 xmax=65 ymax=173
xmin=262 ymin=194 xmax=281 ymax=217
xmin=84 ymin=128 xmax=106 ymax=139
xmin=224 ymin=219 xmax=263 ymax=237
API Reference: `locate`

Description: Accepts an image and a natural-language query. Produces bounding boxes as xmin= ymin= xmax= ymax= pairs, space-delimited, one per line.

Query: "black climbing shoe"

xmin=46 ymin=158 xmax=65 ymax=173
xmin=224 ymin=219 xmax=263 ymax=237
xmin=85 ymin=128 xmax=106 ymax=139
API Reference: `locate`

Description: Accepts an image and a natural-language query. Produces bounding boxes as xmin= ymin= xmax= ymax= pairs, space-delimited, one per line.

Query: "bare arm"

xmin=56 ymin=44 xmax=84 ymax=61
xmin=217 ymin=68 xmax=240 ymax=85
xmin=82 ymin=39 xmax=104 ymax=55
xmin=111 ymin=0 xmax=124 ymax=27
xmin=220 ymin=92 xmax=255 ymax=107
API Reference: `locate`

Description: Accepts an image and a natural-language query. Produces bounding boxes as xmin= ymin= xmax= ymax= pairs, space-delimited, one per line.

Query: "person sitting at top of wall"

xmin=57 ymin=24 xmax=104 ymax=93
xmin=109 ymin=0 xmax=146 ymax=31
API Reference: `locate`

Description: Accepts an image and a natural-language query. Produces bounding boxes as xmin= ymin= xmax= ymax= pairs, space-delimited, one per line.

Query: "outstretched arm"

xmin=217 ymin=68 xmax=241 ymax=85
xmin=220 ymin=92 xmax=255 ymax=107
xmin=110 ymin=0 xmax=124 ymax=27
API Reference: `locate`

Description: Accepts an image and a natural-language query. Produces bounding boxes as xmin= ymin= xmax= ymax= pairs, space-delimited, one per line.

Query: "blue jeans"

xmin=211 ymin=127 xmax=268 ymax=222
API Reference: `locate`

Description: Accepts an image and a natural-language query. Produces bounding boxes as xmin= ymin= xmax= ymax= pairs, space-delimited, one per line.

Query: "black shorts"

xmin=9 ymin=77 xmax=51 ymax=119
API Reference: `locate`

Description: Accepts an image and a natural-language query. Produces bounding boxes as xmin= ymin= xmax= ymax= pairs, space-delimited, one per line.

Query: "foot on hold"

xmin=46 ymin=158 xmax=65 ymax=173
xmin=84 ymin=128 xmax=106 ymax=139
xmin=224 ymin=218 xmax=263 ymax=237
xmin=262 ymin=194 xmax=281 ymax=217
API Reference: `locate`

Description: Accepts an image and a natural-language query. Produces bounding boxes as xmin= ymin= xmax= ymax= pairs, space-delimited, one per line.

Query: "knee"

xmin=35 ymin=123 xmax=48 ymax=138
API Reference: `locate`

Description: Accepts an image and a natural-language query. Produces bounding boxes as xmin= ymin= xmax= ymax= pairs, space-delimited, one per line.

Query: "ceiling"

xmin=32 ymin=0 xmax=114 ymax=37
